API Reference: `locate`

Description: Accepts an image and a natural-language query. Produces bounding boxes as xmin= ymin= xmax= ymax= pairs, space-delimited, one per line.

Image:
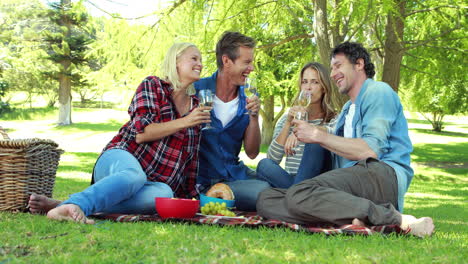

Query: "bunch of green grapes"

xmin=201 ymin=202 xmax=236 ymax=217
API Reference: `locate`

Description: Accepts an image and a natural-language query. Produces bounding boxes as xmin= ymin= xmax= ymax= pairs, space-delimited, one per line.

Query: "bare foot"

xmin=28 ymin=194 xmax=61 ymax=214
xmin=47 ymin=204 xmax=95 ymax=224
xmin=352 ymin=218 xmax=366 ymax=227
xmin=400 ymin=214 xmax=435 ymax=238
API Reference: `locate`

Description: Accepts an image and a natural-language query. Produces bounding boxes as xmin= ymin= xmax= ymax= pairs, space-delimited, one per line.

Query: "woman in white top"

xmin=256 ymin=62 xmax=336 ymax=188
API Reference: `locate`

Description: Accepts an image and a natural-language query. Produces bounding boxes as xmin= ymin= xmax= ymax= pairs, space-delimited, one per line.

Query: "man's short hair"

xmin=216 ymin=31 xmax=256 ymax=70
xmin=331 ymin=42 xmax=375 ymax=78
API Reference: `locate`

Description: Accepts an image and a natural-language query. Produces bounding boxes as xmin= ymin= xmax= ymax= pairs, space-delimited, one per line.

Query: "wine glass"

xmin=198 ymin=89 xmax=213 ymax=130
xmin=292 ymin=108 xmax=308 ymax=128
xmin=244 ymin=77 xmax=258 ymax=115
xmin=295 ymin=110 xmax=308 ymax=122
xmin=295 ymin=90 xmax=311 ymax=108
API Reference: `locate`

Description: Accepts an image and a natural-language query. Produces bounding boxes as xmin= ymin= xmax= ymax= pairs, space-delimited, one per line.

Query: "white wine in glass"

xmin=244 ymin=77 xmax=258 ymax=115
xmin=291 ymin=109 xmax=308 ymax=129
xmin=295 ymin=90 xmax=311 ymax=107
xmin=295 ymin=110 xmax=308 ymax=121
xmin=199 ymin=89 xmax=213 ymax=130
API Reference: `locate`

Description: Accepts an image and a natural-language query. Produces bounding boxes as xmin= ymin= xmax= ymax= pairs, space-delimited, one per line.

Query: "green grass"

xmin=1 ymin=108 xmax=467 ymax=263
xmin=412 ymin=142 xmax=468 ymax=163
xmin=0 ymin=106 xmax=58 ymax=121
xmin=52 ymin=121 xmax=124 ymax=133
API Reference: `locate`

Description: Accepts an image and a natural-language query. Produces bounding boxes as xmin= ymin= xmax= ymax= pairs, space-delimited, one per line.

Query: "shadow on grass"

xmin=407 ymin=118 xmax=464 ymax=127
xmin=412 ymin=142 xmax=468 ymax=163
xmin=58 ymin=152 xmax=99 ymax=175
xmin=414 ymin=168 xmax=468 ymax=184
xmin=410 ymin=128 xmax=467 ymax=138
xmin=53 ymin=176 xmax=92 ymax=200
xmin=407 ymin=118 xmax=432 ymax=125
xmin=0 ymin=107 xmax=57 ymax=121
xmin=53 ymin=121 xmax=123 ymax=132
xmin=72 ymin=100 xmax=117 ymax=109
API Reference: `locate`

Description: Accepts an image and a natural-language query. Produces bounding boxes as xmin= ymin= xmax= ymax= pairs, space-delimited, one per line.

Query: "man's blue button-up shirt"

xmin=333 ymin=78 xmax=414 ymax=212
xmin=194 ymin=71 xmax=251 ymax=187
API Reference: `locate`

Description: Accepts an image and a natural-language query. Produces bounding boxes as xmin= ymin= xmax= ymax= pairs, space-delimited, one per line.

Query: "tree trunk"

xmin=382 ymin=0 xmax=406 ymax=92
xmin=57 ymin=0 xmax=73 ymax=125
xmin=313 ymin=0 xmax=347 ymax=110
xmin=58 ymin=71 xmax=72 ymax=125
xmin=313 ymin=0 xmax=332 ymax=69
xmin=260 ymin=95 xmax=276 ymax=145
xmin=432 ymin=112 xmax=444 ymax=132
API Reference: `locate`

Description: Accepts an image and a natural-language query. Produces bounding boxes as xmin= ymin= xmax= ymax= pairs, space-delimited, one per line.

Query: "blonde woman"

xmin=256 ymin=62 xmax=336 ymax=188
xmin=29 ymin=43 xmax=211 ymax=223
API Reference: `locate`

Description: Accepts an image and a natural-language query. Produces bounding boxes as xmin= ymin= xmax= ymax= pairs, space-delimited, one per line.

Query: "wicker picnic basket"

xmin=0 ymin=127 xmax=63 ymax=212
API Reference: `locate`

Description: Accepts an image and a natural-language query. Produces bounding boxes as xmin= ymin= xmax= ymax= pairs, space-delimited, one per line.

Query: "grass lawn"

xmin=1 ymin=108 xmax=467 ymax=263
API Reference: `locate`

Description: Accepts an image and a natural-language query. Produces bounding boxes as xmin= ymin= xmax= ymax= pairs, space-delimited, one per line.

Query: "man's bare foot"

xmin=28 ymin=194 xmax=61 ymax=214
xmin=400 ymin=214 xmax=435 ymax=238
xmin=47 ymin=204 xmax=95 ymax=224
xmin=352 ymin=218 xmax=366 ymax=227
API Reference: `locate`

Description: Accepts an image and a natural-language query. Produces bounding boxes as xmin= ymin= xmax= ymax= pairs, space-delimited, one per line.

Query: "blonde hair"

xmin=161 ymin=42 xmax=198 ymax=95
xmin=295 ymin=62 xmax=336 ymax=124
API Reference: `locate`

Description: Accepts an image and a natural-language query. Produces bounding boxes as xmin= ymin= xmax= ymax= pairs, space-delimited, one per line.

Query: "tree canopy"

xmin=0 ymin=0 xmax=465 ymax=135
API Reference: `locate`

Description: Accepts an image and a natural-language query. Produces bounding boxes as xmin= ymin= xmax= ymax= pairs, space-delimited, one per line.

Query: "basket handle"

xmin=0 ymin=126 xmax=10 ymax=140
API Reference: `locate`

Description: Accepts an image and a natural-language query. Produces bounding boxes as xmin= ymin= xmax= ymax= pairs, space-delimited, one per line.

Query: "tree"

xmin=0 ymin=0 xmax=58 ymax=107
xmin=165 ymin=0 xmax=323 ymax=144
xmin=0 ymin=53 xmax=10 ymax=102
xmin=400 ymin=3 xmax=467 ymax=131
xmin=42 ymin=0 xmax=94 ymax=125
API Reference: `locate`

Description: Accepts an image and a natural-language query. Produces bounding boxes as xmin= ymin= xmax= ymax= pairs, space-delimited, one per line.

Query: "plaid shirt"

xmin=103 ymin=76 xmax=200 ymax=198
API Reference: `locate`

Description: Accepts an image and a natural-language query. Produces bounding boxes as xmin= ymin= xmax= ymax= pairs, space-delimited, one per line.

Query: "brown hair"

xmin=297 ymin=62 xmax=336 ymax=124
xmin=215 ymin=31 xmax=256 ymax=70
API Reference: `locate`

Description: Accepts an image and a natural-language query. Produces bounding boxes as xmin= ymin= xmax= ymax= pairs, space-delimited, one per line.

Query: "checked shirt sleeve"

xmin=128 ymin=77 xmax=161 ymax=134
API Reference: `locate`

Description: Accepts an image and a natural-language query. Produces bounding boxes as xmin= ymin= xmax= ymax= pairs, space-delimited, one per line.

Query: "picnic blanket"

xmin=92 ymin=211 xmax=408 ymax=236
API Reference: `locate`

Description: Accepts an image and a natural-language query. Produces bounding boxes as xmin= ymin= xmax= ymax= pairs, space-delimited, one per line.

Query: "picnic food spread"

xmin=205 ymin=183 xmax=234 ymax=200
xmin=200 ymin=202 xmax=236 ymax=217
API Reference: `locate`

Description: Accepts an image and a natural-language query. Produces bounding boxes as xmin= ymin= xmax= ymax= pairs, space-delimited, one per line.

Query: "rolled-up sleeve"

xmin=360 ymin=84 xmax=399 ymax=158
xmin=128 ymin=78 xmax=161 ymax=134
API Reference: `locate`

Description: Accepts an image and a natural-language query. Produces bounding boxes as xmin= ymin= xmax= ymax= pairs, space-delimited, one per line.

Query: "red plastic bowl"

xmin=155 ymin=197 xmax=200 ymax=219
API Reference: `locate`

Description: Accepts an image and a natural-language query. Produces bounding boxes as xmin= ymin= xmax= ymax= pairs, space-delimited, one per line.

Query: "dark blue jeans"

xmin=256 ymin=143 xmax=332 ymax=188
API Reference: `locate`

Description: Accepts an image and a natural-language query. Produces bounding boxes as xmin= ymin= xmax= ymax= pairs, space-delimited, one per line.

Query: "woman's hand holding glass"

xmin=290 ymin=90 xmax=310 ymax=126
xmin=185 ymin=106 xmax=212 ymax=128
xmin=287 ymin=106 xmax=305 ymax=123
xmin=198 ymin=89 xmax=214 ymax=130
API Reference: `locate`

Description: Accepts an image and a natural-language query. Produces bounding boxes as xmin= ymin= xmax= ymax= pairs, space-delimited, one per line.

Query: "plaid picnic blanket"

xmin=92 ymin=211 xmax=407 ymax=236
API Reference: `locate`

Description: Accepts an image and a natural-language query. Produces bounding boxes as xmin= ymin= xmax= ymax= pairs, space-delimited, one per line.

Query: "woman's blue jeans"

xmin=61 ymin=149 xmax=174 ymax=216
xmin=256 ymin=143 xmax=332 ymax=188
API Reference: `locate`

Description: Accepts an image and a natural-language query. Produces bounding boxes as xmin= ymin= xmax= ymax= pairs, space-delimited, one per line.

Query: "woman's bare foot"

xmin=352 ymin=218 xmax=366 ymax=227
xmin=400 ymin=214 xmax=435 ymax=238
xmin=28 ymin=194 xmax=61 ymax=214
xmin=47 ymin=204 xmax=95 ymax=224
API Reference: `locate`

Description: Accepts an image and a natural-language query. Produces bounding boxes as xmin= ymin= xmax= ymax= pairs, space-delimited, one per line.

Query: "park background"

xmin=1 ymin=0 xmax=467 ymax=263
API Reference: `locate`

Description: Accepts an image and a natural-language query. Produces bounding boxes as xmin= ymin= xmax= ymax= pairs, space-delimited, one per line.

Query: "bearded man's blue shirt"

xmin=332 ymin=78 xmax=414 ymax=212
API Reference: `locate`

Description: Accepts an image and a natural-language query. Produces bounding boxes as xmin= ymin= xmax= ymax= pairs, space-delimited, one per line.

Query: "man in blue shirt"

xmin=194 ymin=32 xmax=270 ymax=211
xmin=257 ymin=42 xmax=434 ymax=237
